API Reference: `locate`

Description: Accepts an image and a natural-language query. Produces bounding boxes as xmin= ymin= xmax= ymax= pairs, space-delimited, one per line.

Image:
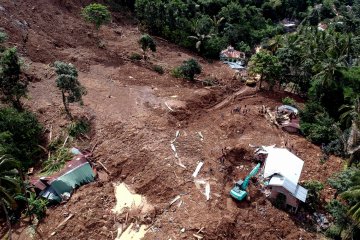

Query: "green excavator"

xmin=230 ymin=163 xmax=261 ymax=201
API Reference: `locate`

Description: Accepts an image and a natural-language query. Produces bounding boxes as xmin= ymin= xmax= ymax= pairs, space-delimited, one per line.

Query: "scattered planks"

xmin=50 ymin=213 xmax=74 ymax=237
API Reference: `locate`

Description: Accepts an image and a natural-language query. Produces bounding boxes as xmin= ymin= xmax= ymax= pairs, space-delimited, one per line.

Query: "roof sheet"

xmin=269 ymin=175 xmax=307 ymax=202
xmin=263 ymin=147 xmax=304 ymax=186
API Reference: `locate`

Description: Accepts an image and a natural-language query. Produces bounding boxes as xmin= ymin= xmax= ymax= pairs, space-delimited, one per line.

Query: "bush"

xmin=68 ymin=118 xmax=90 ymax=138
xmin=26 ymin=192 xmax=48 ymax=220
xmin=171 ymin=67 xmax=183 ymax=78
xmin=42 ymin=147 xmax=72 ymax=175
xmin=152 ymin=65 xmax=164 ymax=74
xmin=328 ymin=168 xmax=358 ymax=195
xmin=303 ymin=180 xmax=324 ymax=211
xmin=282 ymin=97 xmax=297 ymax=107
xmin=0 ymin=30 xmax=7 ymax=51
xmin=138 ymin=34 xmax=156 ymax=59
xmin=129 ymin=53 xmax=142 ymax=61
xmin=326 ymin=199 xmax=348 ymax=227
xmin=202 ymin=36 xmax=227 ymax=59
xmin=177 ymin=58 xmax=202 ymax=81
xmin=82 ymin=3 xmax=111 ymax=30
xmin=325 ymin=224 xmax=342 ymax=239
xmin=0 ymin=108 xmax=42 ymax=168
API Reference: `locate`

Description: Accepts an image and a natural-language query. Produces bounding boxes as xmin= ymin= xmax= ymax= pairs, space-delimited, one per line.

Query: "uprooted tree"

xmin=54 ymin=61 xmax=86 ymax=120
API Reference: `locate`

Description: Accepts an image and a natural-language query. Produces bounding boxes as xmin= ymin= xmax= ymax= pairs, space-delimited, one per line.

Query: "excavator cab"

xmin=230 ymin=163 xmax=261 ymax=201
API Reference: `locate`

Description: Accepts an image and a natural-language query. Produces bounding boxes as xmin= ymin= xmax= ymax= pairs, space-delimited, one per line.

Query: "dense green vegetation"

xmin=1 ymin=1 xmax=360 ymax=238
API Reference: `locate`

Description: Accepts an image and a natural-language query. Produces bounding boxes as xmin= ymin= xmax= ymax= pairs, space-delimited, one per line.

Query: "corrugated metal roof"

xmin=263 ymin=147 xmax=304 ymax=186
xmin=293 ymin=184 xmax=308 ymax=202
xmin=269 ymin=175 xmax=307 ymax=202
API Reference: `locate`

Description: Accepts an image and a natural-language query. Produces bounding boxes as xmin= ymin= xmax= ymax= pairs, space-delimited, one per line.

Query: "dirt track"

xmin=0 ymin=1 xmax=343 ymax=239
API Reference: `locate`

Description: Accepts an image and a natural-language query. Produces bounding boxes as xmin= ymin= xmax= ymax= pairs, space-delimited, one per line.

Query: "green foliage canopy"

xmin=54 ymin=61 xmax=86 ymax=120
xmin=0 ymin=47 xmax=27 ymax=109
xmin=82 ymin=3 xmax=111 ymax=30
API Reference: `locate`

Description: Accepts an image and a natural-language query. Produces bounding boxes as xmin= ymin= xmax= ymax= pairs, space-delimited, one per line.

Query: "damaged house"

xmin=31 ymin=154 xmax=96 ymax=203
xmin=220 ymin=46 xmax=246 ymax=70
xmin=259 ymin=146 xmax=308 ymax=212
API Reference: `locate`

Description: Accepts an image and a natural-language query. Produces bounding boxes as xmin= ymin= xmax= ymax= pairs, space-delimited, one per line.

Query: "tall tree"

xmin=0 ymin=47 xmax=27 ymax=110
xmin=249 ymin=50 xmax=281 ymax=89
xmin=54 ymin=61 xmax=86 ymax=120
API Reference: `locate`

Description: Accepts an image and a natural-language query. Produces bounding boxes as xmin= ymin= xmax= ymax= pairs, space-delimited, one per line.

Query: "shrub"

xmin=325 ymin=224 xmax=342 ymax=239
xmin=202 ymin=77 xmax=219 ymax=86
xmin=202 ymin=36 xmax=227 ymax=59
xmin=68 ymin=118 xmax=90 ymax=138
xmin=0 ymin=30 xmax=7 ymax=51
xmin=138 ymin=34 xmax=156 ymax=60
xmin=326 ymin=199 xmax=348 ymax=227
xmin=282 ymin=97 xmax=296 ymax=107
xmin=0 ymin=108 xmax=42 ymax=168
xmin=152 ymin=65 xmax=164 ymax=74
xmin=82 ymin=3 xmax=111 ymax=30
xmin=42 ymin=147 xmax=72 ymax=175
xmin=26 ymin=192 xmax=48 ymax=220
xmin=171 ymin=67 xmax=183 ymax=78
xmin=328 ymin=168 xmax=358 ymax=195
xmin=129 ymin=53 xmax=142 ymax=61
xmin=177 ymin=58 xmax=202 ymax=81
xmin=0 ymin=30 xmax=7 ymax=43
xmin=303 ymin=180 xmax=324 ymax=211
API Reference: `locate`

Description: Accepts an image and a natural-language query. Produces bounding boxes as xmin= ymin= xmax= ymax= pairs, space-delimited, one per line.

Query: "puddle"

xmin=116 ymin=223 xmax=148 ymax=240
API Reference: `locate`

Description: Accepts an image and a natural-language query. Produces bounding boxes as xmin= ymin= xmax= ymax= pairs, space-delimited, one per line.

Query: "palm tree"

xmin=339 ymin=98 xmax=360 ymax=166
xmin=188 ymin=18 xmax=214 ymax=52
xmin=210 ymin=16 xmax=225 ymax=34
xmin=0 ymin=155 xmax=21 ymax=240
xmin=341 ymin=170 xmax=360 ymax=225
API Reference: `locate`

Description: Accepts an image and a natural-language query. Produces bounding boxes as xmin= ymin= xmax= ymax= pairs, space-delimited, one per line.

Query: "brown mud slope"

xmin=0 ymin=1 xmax=342 ymax=239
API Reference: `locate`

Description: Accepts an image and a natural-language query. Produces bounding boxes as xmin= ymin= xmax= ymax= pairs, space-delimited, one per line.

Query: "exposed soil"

xmin=0 ymin=1 xmax=343 ymax=239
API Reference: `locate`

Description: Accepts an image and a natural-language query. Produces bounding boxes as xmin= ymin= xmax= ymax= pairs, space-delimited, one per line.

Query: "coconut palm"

xmin=188 ymin=18 xmax=214 ymax=52
xmin=341 ymin=170 xmax=360 ymax=224
xmin=210 ymin=16 xmax=225 ymax=34
xmin=0 ymin=155 xmax=21 ymax=239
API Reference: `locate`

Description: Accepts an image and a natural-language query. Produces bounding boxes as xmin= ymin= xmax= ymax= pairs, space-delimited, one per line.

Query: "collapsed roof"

xmin=31 ymin=154 xmax=95 ymax=202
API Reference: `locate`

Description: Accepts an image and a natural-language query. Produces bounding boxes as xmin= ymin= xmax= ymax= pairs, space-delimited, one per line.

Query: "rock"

xmin=180 ymin=228 xmax=185 ymax=233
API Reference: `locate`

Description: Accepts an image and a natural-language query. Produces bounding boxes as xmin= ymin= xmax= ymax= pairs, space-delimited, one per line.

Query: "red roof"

xmin=220 ymin=46 xmax=245 ymax=59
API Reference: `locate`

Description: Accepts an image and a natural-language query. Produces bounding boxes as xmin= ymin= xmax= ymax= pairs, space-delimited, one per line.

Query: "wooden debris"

xmin=165 ymin=102 xmax=174 ymax=112
xmin=50 ymin=213 xmax=74 ymax=236
xmin=169 ymin=195 xmax=181 ymax=206
xmin=193 ymin=233 xmax=204 ymax=239
xmin=192 ymin=162 xmax=204 ymax=178
xmin=205 ymin=182 xmax=210 ymax=201
xmin=97 ymin=161 xmax=111 ymax=174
